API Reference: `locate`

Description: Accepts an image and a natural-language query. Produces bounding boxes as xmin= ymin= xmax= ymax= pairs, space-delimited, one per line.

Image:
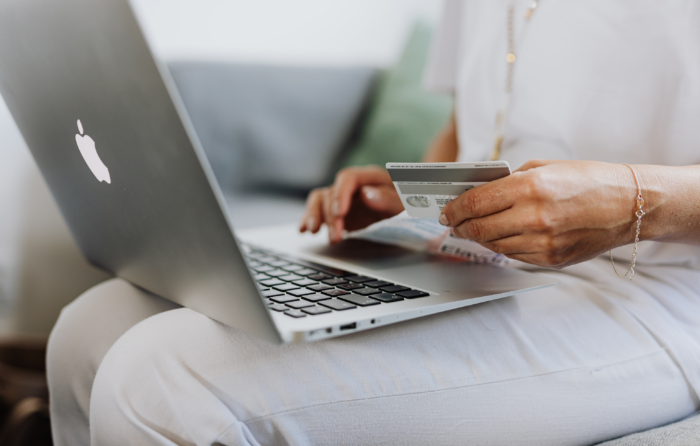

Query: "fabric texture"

xmin=598 ymin=412 xmax=700 ymax=446
xmin=428 ymin=0 xmax=700 ymax=170
xmin=47 ymin=267 xmax=700 ymax=446
xmin=46 ymin=279 xmax=180 ymax=446
xmin=341 ymin=23 xmax=453 ymax=168
xmin=169 ymin=62 xmax=377 ymax=192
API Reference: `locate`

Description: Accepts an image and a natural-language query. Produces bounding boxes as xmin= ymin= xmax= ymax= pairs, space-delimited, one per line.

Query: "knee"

xmin=48 ymin=278 xmax=175 ymax=382
xmin=89 ymin=309 xmax=238 ymax=444
xmin=47 ymin=279 xmax=128 ymax=393
xmin=47 ymin=279 xmax=180 ymax=414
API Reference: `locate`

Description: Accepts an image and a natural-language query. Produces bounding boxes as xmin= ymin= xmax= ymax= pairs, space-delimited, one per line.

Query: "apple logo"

xmin=75 ymin=119 xmax=111 ymax=184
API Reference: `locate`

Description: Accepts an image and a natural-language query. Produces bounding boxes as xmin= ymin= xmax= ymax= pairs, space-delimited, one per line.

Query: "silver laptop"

xmin=0 ymin=0 xmax=558 ymax=343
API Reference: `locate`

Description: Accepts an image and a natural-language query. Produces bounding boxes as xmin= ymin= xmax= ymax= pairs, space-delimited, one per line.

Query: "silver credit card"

xmin=386 ymin=161 xmax=511 ymax=218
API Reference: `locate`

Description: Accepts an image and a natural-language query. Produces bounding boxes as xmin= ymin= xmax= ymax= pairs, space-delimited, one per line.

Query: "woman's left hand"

xmin=439 ymin=160 xmax=641 ymax=268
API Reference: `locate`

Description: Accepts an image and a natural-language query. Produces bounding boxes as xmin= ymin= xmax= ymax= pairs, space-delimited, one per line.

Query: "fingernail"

xmin=438 ymin=214 xmax=449 ymax=226
xmin=331 ymin=200 xmax=340 ymax=216
xmin=306 ymin=216 xmax=316 ymax=231
xmin=364 ymin=187 xmax=377 ymax=201
xmin=328 ymin=226 xmax=336 ymax=240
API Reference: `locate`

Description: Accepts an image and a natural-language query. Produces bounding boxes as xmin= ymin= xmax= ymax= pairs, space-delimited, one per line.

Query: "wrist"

xmin=631 ymin=164 xmax=667 ymax=242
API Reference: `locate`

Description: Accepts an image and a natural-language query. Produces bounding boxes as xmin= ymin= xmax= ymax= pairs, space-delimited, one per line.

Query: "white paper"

xmin=347 ymin=212 xmax=515 ymax=267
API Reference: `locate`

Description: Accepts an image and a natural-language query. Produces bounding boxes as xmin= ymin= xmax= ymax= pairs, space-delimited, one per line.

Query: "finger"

xmin=330 ymin=166 xmax=393 ymax=219
xmin=300 ymin=189 xmax=325 ymax=233
xmin=321 ymin=188 xmax=343 ymax=243
xmin=477 ymin=235 xmax=533 ymax=256
xmin=441 ymin=177 xmax=517 ymax=227
xmin=479 ymin=235 xmax=568 ymax=268
xmin=514 ymin=159 xmax=564 ymax=173
xmin=450 ymin=208 xmax=527 ymax=242
xmin=360 ymin=185 xmax=404 ymax=215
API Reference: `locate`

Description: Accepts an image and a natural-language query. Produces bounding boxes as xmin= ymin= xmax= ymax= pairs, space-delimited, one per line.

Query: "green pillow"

xmin=342 ymin=23 xmax=453 ymax=168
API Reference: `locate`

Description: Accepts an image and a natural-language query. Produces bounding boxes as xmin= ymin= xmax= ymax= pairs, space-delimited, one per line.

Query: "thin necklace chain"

xmin=491 ymin=0 xmax=540 ymax=161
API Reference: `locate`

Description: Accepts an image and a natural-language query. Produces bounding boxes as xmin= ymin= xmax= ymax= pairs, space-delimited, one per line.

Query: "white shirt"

xmin=425 ymin=0 xmax=700 ymax=268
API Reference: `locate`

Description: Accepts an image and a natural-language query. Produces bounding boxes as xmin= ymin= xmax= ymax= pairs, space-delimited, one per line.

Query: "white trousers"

xmin=47 ymin=258 xmax=700 ymax=446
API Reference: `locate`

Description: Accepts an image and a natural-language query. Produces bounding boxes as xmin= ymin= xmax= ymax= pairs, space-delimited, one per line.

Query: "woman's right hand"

xmin=299 ymin=165 xmax=404 ymax=244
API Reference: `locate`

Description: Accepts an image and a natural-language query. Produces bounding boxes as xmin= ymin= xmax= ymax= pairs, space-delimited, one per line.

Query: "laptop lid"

xmin=0 ymin=0 xmax=281 ymax=343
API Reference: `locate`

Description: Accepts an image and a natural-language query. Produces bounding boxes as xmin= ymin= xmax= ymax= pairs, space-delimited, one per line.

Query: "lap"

xmin=85 ymin=260 xmax=700 ymax=445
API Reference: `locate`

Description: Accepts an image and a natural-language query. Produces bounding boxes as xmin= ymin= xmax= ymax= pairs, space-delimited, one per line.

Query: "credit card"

xmin=386 ymin=161 xmax=511 ymax=218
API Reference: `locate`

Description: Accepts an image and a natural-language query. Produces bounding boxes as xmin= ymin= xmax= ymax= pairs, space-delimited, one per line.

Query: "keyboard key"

xmin=380 ymin=285 xmax=409 ymax=293
xmin=302 ymin=306 xmax=332 ymax=315
xmin=307 ymin=273 xmax=332 ymax=281
xmin=260 ymin=278 xmax=284 ymax=287
xmin=337 ymin=283 xmax=364 ymax=290
xmin=286 ymin=300 xmax=315 ymax=309
xmin=307 ymin=283 xmax=333 ymax=292
xmin=288 ymin=288 xmax=314 ymax=297
xmin=365 ymin=280 xmax=392 ymax=288
xmin=270 ymin=295 xmax=299 ymax=303
xmin=269 ymin=260 xmax=290 ymax=267
xmin=279 ymin=274 xmax=303 ymax=282
xmin=268 ymin=303 xmax=289 ymax=312
xmin=322 ymin=289 xmax=350 ymax=297
xmin=293 ymin=278 xmax=317 ymax=287
xmin=257 ymin=256 xmax=278 ymax=263
xmin=352 ymin=287 xmax=381 ymax=296
xmin=284 ymin=309 xmax=307 ymax=318
xmin=273 ymin=283 xmax=300 ymax=292
xmin=247 ymin=261 xmax=263 ymax=268
xmin=285 ymin=259 xmax=352 ymax=277
xmin=253 ymin=273 xmax=270 ymax=281
xmin=282 ymin=264 xmax=304 ymax=272
xmin=266 ymin=269 xmax=288 ymax=277
xmin=323 ymin=277 xmax=348 ymax=285
xmin=370 ymin=293 xmax=403 ymax=303
xmin=319 ymin=299 xmax=356 ymax=311
xmin=339 ymin=295 xmax=381 ymax=307
xmin=262 ymin=289 xmax=284 ymax=298
xmin=397 ymin=290 xmax=430 ymax=299
xmin=296 ymin=268 xmax=319 ymax=276
xmin=302 ymin=293 xmax=331 ymax=302
xmin=253 ymin=265 xmax=274 ymax=273
xmin=346 ymin=275 xmax=374 ymax=283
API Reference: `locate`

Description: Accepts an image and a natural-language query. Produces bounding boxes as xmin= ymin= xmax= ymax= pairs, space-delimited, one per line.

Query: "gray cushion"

xmin=223 ymin=191 xmax=306 ymax=230
xmin=168 ymin=62 xmax=377 ymax=192
xmin=597 ymin=412 xmax=700 ymax=446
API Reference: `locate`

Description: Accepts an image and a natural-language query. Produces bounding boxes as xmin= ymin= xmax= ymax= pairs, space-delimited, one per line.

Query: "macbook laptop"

xmin=0 ymin=0 xmax=558 ymax=343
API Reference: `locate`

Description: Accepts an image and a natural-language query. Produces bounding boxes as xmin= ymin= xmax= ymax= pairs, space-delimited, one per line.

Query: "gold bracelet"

xmin=610 ymin=164 xmax=645 ymax=280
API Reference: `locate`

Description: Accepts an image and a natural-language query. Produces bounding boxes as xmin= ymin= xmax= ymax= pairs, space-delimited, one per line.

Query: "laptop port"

xmin=339 ymin=323 xmax=357 ymax=331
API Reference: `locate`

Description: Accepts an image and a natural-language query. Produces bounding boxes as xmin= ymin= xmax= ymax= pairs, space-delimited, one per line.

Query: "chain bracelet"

xmin=610 ymin=164 xmax=645 ymax=280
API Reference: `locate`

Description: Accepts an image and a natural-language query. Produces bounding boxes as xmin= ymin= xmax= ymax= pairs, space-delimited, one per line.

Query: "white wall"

xmin=131 ymin=0 xmax=442 ymax=66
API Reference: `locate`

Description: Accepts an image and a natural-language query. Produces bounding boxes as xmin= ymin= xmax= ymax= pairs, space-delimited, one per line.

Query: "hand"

xmin=439 ymin=160 xmax=640 ymax=268
xmin=299 ymin=165 xmax=404 ymax=244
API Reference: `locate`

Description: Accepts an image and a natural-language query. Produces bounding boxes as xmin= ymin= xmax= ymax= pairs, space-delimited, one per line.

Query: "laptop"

xmin=0 ymin=0 xmax=558 ymax=343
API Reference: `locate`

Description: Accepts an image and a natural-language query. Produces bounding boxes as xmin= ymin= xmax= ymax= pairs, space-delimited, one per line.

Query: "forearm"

xmin=422 ymin=113 xmax=458 ymax=163
xmin=635 ymin=164 xmax=700 ymax=245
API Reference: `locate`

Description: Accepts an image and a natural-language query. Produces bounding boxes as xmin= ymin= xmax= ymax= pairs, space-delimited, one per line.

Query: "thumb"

xmin=360 ymin=185 xmax=404 ymax=215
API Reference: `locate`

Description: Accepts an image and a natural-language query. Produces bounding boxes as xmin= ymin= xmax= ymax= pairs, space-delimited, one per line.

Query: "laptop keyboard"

xmin=244 ymin=249 xmax=429 ymax=319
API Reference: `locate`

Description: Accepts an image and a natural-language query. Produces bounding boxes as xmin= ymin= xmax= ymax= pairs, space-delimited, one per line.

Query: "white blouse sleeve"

xmin=423 ymin=0 xmax=463 ymax=94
